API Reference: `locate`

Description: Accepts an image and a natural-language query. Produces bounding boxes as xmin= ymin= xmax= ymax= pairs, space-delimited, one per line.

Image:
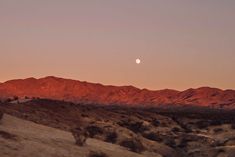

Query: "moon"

xmin=136 ymin=59 xmax=141 ymax=64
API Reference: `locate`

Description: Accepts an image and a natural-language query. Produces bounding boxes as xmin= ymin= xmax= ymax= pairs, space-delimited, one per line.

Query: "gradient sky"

xmin=1 ymin=0 xmax=235 ymax=90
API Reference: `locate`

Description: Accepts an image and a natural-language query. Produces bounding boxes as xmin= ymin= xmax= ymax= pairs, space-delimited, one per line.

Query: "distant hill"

xmin=0 ymin=76 xmax=234 ymax=108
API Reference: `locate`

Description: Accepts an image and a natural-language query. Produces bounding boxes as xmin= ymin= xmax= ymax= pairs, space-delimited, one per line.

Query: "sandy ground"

xmin=0 ymin=114 xmax=161 ymax=157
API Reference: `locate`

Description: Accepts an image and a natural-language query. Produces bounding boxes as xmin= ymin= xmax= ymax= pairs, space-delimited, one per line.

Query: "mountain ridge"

xmin=0 ymin=76 xmax=235 ymax=108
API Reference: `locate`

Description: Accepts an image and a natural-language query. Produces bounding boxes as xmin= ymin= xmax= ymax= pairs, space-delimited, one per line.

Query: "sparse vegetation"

xmin=88 ymin=151 xmax=108 ymax=157
xmin=86 ymin=125 xmax=103 ymax=138
xmin=172 ymin=127 xmax=181 ymax=133
xmin=105 ymin=131 xmax=118 ymax=143
xmin=5 ymin=98 xmax=12 ymax=103
xmin=231 ymin=123 xmax=235 ymax=129
xmin=0 ymin=130 xmax=17 ymax=140
xmin=151 ymin=119 xmax=160 ymax=127
xmin=81 ymin=113 xmax=89 ymax=117
xmin=24 ymin=96 xmax=29 ymax=99
xmin=143 ymin=132 xmax=162 ymax=142
xmin=1 ymin=98 xmax=235 ymax=157
xmin=213 ymin=128 xmax=223 ymax=133
xmin=210 ymin=120 xmax=223 ymax=126
xmin=178 ymin=138 xmax=189 ymax=148
xmin=195 ymin=120 xmax=210 ymax=129
xmin=71 ymin=127 xmax=88 ymax=146
xmin=13 ymin=96 xmax=19 ymax=101
xmin=0 ymin=111 xmax=3 ymax=120
xmin=120 ymin=138 xmax=145 ymax=153
xmin=118 ymin=120 xmax=149 ymax=133
xmin=164 ymin=138 xmax=176 ymax=148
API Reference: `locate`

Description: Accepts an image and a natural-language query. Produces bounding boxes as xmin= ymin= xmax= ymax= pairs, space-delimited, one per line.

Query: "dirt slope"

xmin=0 ymin=113 xmax=161 ymax=157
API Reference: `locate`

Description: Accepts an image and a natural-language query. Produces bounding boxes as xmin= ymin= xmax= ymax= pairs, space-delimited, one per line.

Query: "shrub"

xmin=105 ymin=132 xmax=118 ymax=143
xmin=13 ymin=96 xmax=19 ymax=101
xmin=130 ymin=121 xmax=149 ymax=133
xmin=81 ymin=114 xmax=89 ymax=118
xmin=71 ymin=127 xmax=88 ymax=146
xmin=171 ymin=127 xmax=181 ymax=133
xmin=213 ymin=128 xmax=223 ymax=133
xmin=210 ymin=120 xmax=222 ymax=126
xmin=184 ymin=127 xmax=193 ymax=133
xmin=24 ymin=96 xmax=29 ymax=99
xmin=178 ymin=138 xmax=188 ymax=148
xmin=118 ymin=120 xmax=149 ymax=133
xmin=210 ymin=140 xmax=224 ymax=147
xmin=5 ymin=98 xmax=12 ymax=103
xmin=0 ymin=112 xmax=3 ymax=120
xmin=152 ymin=119 xmax=160 ymax=127
xmin=164 ymin=138 xmax=176 ymax=148
xmin=231 ymin=123 xmax=235 ymax=129
xmin=195 ymin=121 xmax=209 ymax=129
xmin=0 ymin=131 xmax=17 ymax=140
xmin=143 ymin=132 xmax=162 ymax=142
xmin=86 ymin=125 xmax=103 ymax=138
xmin=88 ymin=151 xmax=108 ymax=157
xmin=120 ymin=138 xmax=145 ymax=153
xmin=218 ymin=149 xmax=225 ymax=153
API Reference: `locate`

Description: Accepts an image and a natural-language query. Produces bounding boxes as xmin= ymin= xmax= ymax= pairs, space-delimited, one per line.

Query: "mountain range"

xmin=0 ymin=76 xmax=235 ymax=108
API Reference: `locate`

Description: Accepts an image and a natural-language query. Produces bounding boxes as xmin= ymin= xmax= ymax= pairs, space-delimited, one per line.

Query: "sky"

xmin=0 ymin=0 xmax=235 ymax=90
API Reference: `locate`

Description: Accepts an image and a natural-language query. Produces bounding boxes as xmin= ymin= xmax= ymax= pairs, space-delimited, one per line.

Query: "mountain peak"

xmin=0 ymin=76 xmax=234 ymax=108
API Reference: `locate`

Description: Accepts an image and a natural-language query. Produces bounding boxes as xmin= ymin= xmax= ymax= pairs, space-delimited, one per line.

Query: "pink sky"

xmin=0 ymin=0 xmax=235 ymax=90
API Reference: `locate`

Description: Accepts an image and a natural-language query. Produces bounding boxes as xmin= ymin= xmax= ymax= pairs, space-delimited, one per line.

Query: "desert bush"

xmin=71 ymin=127 xmax=88 ymax=146
xmin=178 ymin=138 xmax=188 ymax=148
xmin=105 ymin=132 xmax=118 ymax=143
xmin=5 ymin=98 xmax=12 ymax=103
xmin=231 ymin=123 xmax=235 ymax=129
xmin=171 ymin=117 xmax=193 ymax=133
xmin=118 ymin=120 xmax=149 ymax=133
xmin=86 ymin=125 xmax=103 ymax=138
xmin=175 ymin=123 xmax=192 ymax=133
xmin=13 ymin=96 xmax=19 ymax=101
xmin=184 ymin=127 xmax=193 ymax=133
xmin=24 ymin=96 xmax=29 ymax=99
xmin=210 ymin=140 xmax=224 ymax=147
xmin=88 ymin=151 xmax=108 ymax=157
xmin=218 ymin=149 xmax=226 ymax=153
xmin=210 ymin=120 xmax=222 ymax=126
xmin=130 ymin=121 xmax=149 ymax=132
xmin=213 ymin=128 xmax=223 ymax=133
xmin=160 ymin=122 xmax=169 ymax=127
xmin=143 ymin=132 xmax=162 ymax=142
xmin=0 ymin=112 xmax=3 ymax=120
xmin=195 ymin=120 xmax=210 ymax=129
xmin=81 ymin=114 xmax=89 ymax=118
xmin=151 ymin=119 xmax=160 ymax=127
xmin=0 ymin=131 xmax=17 ymax=140
xmin=164 ymin=138 xmax=176 ymax=148
xmin=120 ymin=138 xmax=145 ymax=153
xmin=172 ymin=127 xmax=181 ymax=133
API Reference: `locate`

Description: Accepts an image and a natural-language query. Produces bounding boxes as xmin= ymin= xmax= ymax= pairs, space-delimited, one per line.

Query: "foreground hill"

xmin=1 ymin=99 xmax=235 ymax=157
xmin=0 ymin=76 xmax=235 ymax=108
xmin=0 ymin=113 xmax=161 ymax=157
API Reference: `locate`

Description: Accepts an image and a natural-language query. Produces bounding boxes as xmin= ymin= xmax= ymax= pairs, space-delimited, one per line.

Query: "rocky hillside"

xmin=0 ymin=76 xmax=235 ymax=108
xmin=1 ymin=99 xmax=235 ymax=157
